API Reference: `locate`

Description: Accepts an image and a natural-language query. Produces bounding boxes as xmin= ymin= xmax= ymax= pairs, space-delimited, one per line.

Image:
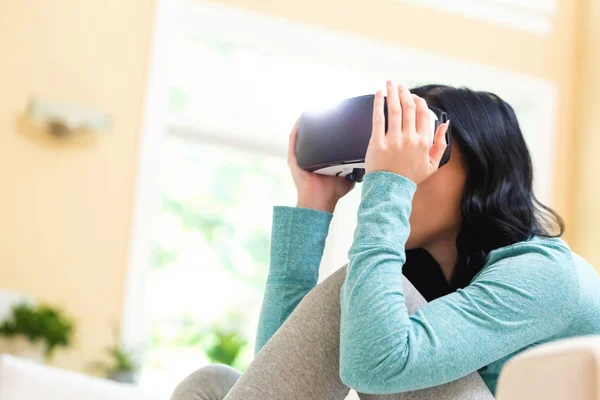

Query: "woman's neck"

xmin=423 ymin=230 xmax=459 ymax=283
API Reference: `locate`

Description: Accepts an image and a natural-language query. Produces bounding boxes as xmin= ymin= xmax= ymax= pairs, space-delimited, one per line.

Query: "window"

xmin=142 ymin=137 xmax=295 ymax=383
xmin=138 ymin=27 xmax=383 ymax=387
xmin=125 ymin=0 xmax=558 ymax=391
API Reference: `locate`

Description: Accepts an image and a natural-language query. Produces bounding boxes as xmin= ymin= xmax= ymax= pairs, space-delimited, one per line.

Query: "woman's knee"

xmin=298 ymin=264 xmax=347 ymax=309
xmin=171 ymin=364 xmax=241 ymax=400
xmin=299 ymin=263 xmax=426 ymax=314
xmin=294 ymin=264 xmax=426 ymax=317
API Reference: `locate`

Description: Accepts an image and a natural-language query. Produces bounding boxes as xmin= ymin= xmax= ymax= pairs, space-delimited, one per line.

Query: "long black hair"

xmin=410 ymin=84 xmax=564 ymax=290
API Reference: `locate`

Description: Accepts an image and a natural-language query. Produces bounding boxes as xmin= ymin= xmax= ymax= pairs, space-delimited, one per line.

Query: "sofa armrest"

xmin=496 ymin=336 xmax=600 ymax=400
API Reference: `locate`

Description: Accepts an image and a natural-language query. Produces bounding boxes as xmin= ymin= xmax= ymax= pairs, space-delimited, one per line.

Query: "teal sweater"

xmin=255 ymin=171 xmax=600 ymax=395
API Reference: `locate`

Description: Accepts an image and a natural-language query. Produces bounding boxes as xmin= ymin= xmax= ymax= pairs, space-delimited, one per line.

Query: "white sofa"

xmin=497 ymin=335 xmax=600 ymax=399
xmin=0 ymin=354 xmax=167 ymax=400
xmin=4 ymin=337 xmax=597 ymax=400
xmin=0 ymin=290 xmax=170 ymax=399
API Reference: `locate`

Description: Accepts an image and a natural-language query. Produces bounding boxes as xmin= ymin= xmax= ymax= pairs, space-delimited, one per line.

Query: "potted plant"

xmin=92 ymin=327 xmax=141 ymax=384
xmin=94 ymin=343 xmax=140 ymax=383
xmin=204 ymin=327 xmax=248 ymax=367
xmin=0 ymin=303 xmax=75 ymax=362
xmin=202 ymin=309 xmax=248 ymax=369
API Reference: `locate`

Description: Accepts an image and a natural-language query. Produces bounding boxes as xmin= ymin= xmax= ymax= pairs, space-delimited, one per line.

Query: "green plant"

xmin=202 ymin=310 xmax=248 ymax=368
xmin=93 ymin=343 xmax=140 ymax=382
xmin=92 ymin=326 xmax=140 ymax=383
xmin=0 ymin=303 xmax=75 ymax=359
xmin=204 ymin=328 xmax=248 ymax=367
xmin=110 ymin=345 xmax=137 ymax=373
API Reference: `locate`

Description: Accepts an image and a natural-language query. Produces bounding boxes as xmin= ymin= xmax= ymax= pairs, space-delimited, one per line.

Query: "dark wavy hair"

xmin=410 ymin=84 xmax=564 ymax=290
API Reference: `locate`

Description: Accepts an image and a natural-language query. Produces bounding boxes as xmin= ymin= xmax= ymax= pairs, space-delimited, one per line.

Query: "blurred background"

xmin=0 ymin=0 xmax=599 ymax=398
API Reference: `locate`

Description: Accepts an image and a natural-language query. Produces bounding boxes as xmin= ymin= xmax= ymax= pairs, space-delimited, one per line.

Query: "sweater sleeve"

xmin=339 ymin=171 xmax=580 ymax=394
xmin=254 ymin=205 xmax=333 ymax=356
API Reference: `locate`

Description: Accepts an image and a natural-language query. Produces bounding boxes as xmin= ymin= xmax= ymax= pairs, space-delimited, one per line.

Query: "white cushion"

xmin=496 ymin=336 xmax=600 ymax=400
xmin=0 ymin=354 xmax=164 ymax=400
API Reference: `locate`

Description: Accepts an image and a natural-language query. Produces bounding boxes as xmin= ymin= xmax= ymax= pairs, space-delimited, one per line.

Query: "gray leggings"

xmin=171 ymin=265 xmax=494 ymax=400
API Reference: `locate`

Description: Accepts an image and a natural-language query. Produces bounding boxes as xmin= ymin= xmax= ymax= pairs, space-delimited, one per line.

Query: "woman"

xmin=172 ymin=82 xmax=600 ymax=399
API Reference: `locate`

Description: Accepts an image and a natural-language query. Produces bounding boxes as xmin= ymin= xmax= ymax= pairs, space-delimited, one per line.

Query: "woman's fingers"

xmin=429 ymin=121 xmax=449 ymax=167
xmin=413 ymin=94 xmax=431 ymax=138
xmin=386 ymin=80 xmax=402 ymax=137
xmin=371 ymin=89 xmax=385 ymax=143
xmin=367 ymin=81 xmax=449 ymax=183
xmin=398 ymin=85 xmax=416 ymax=135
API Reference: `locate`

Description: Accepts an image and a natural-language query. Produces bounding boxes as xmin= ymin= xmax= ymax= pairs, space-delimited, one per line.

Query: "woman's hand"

xmin=288 ymin=119 xmax=355 ymax=213
xmin=365 ymin=81 xmax=449 ymax=185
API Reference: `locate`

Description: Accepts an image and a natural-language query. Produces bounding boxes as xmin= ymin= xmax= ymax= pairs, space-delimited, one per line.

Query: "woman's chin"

xmin=405 ymin=237 xmax=419 ymax=250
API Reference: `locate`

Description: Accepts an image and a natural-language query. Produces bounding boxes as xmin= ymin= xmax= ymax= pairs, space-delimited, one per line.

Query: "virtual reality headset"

xmin=296 ymin=94 xmax=451 ymax=182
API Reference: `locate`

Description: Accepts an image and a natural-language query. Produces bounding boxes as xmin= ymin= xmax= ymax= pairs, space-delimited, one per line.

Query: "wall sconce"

xmin=25 ymin=97 xmax=111 ymax=137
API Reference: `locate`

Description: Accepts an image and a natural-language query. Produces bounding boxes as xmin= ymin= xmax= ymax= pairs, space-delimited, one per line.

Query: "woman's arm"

xmin=254 ymin=117 xmax=355 ymax=356
xmin=254 ymin=205 xmax=333 ymax=356
xmin=339 ymin=170 xmax=580 ymax=394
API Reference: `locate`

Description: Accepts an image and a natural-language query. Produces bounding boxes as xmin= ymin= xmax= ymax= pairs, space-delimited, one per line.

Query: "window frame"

xmin=398 ymin=0 xmax=556 ymax=35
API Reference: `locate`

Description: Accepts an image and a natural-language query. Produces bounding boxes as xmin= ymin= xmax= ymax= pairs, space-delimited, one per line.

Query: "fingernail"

xmin=387 ymin=80 xmax=393 ymax=86
xmin=375 ymin=89 xmax=382 ymax=97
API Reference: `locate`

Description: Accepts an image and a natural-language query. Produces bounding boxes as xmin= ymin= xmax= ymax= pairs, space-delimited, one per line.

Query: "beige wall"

xmin=0 ymin=0 xmax=596 ymax=373
xmin=0 ymin=1 xmax=155 ymax=371
xmin=573 ymin=0 xmax=600 ymax=271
